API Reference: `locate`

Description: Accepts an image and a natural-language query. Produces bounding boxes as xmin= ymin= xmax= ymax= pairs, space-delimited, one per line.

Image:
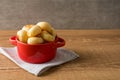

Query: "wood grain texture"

xmin=0 ymin=30 xmax=120 ymax=80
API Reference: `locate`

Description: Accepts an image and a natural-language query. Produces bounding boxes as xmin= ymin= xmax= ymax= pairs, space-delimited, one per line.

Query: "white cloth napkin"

xmin=0 ymin=47 xmax=79 ymax=76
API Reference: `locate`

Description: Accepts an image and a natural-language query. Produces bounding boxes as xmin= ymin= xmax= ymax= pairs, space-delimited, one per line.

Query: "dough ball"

xmin=27 ymin=25 xmax=42 ymax=37
xmin=17 ymin=30 xmax=28 ymax=43
xmin=27 ymin=37 xmax=44 ymax=44
xmin=22 ymin=24 xmax=33 ymax=32
xmin=41 ymin=31 xmax=55 ymax=42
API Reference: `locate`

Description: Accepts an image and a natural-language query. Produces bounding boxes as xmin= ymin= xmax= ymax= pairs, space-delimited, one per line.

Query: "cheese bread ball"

xmin=17 ymin=30 xmax=28 ymax=43
xmin=41 ymin=31 xmax=55 ymax=42
xmin=22 ymin=24 xmax=33 ymax=32
xmin=37 ymin=22 xmax=57 ymax=36
xmin=51 ymin=27 xmax=56 ymax=37
xmin=27 ymin=37 xmax=44 ymax=44
xmin=36 ymin=22 xmax=53 ymax=33
xmin=27 ymin=25 xmax=42 ymax=37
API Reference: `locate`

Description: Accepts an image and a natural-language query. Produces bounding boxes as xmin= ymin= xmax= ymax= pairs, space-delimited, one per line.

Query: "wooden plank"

xmin=0 ymin=30 xmax=120 ymax=80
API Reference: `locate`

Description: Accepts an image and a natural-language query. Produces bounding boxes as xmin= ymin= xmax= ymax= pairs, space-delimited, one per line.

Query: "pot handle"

xmin=9 ymin=36 xmax=17 ymax=46
xmin=55 ymin=37 xmax=65 ymax=48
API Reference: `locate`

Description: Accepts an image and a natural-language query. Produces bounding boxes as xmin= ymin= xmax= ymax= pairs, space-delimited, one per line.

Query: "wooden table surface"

xmin=0 ymin=30 xmax=120 ymax=80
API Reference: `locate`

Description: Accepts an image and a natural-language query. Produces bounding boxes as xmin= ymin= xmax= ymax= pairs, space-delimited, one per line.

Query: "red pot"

xmin=9 ymin=36 xmax=65 ymax=64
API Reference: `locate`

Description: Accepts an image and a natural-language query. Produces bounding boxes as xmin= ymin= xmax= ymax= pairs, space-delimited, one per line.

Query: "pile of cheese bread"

xmin=17 ymin=22 xmax=56 ymax=44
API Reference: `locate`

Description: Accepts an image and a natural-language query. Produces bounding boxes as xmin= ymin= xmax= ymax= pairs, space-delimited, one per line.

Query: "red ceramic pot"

xmin=9 ymin=36 xmax=65 ymax=64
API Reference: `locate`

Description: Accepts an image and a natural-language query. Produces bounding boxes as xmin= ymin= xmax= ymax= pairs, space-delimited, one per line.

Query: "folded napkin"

xmin=0 ymin=47 xmax=79 ymax=76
